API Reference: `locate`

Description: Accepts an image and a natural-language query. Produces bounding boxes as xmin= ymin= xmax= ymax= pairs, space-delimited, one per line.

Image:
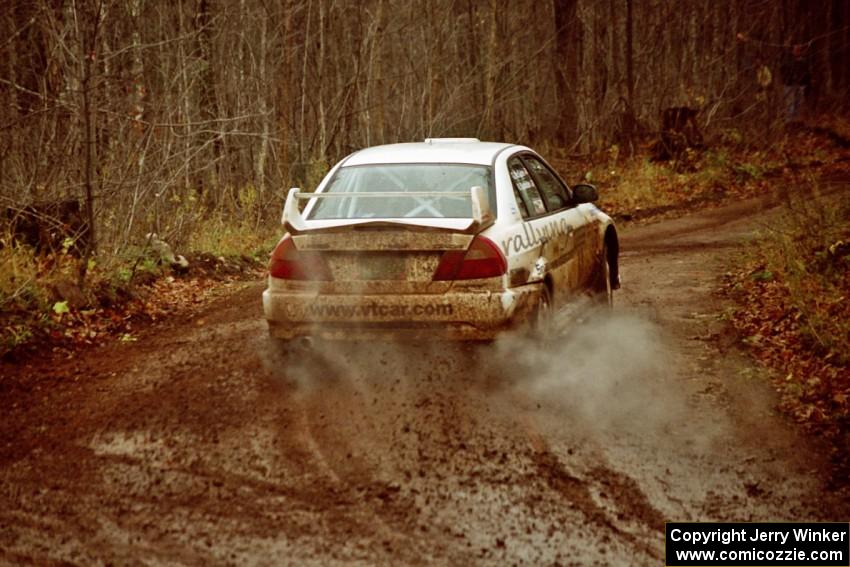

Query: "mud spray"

xmin=259 ymin=305 xmax=724 ymax=457
xmin=255 ymin=308 xmax=726 ymax=563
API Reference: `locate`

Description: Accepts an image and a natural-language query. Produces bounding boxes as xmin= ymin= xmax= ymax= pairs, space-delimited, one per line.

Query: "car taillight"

xmin=433 ymin=236 xmax=507 ymax=280
xmin=268 ymin=236 xmax=333 ymax=280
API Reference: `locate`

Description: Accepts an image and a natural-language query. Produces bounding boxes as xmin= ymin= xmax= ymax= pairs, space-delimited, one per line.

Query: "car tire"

xmin=593 ymin=244 xmax=614 ymax=309
xmin=530 ymin=284 xmax=554 ymax=338
xmin=264 ymin=336 xmax=293 ymax=364
xmin=274 ymin=336 xmax=295 ymax=351
xmin=263 ymin=335 xmax=331 ymax=379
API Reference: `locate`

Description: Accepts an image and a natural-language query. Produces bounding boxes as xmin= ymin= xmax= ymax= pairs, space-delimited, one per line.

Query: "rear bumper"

xmin=262 ymin=281 xmax=542 ymax=341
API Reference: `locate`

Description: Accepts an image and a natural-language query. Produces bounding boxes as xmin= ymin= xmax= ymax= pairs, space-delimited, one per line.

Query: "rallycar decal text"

xmin=501 ymin=218 xmax=574 ymax=256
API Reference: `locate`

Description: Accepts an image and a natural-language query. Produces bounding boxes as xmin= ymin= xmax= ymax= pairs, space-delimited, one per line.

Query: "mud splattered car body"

xmin=263 ymin=139 xmax=619 ymax=342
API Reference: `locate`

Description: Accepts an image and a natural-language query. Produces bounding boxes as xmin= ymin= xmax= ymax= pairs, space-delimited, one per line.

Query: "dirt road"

xmin=1 ymin=195 xmax=847 ymax=565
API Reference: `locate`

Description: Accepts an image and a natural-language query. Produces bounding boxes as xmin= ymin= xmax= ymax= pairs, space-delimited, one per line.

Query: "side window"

xmin=512 ymin=186 xmax=529 ymax=217
xmin=508 ymin=158 xmax=547 ymax=217
xmin=523 ymin=156 xmax=571 ymax=211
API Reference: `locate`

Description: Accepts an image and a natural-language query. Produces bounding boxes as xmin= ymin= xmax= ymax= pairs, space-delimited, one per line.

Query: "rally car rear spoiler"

xmin=281 ymin=186 xmax=495 ymax=235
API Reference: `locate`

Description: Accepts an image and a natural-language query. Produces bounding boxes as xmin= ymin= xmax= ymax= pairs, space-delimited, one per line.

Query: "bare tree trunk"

xmin=75 ymin=4 xmax=100 ymax=288
xmin=553 ymin=0 xmax=579 ymax=147
xmin=278 ymin=0 xmax=293 ymax=179
xmin=317 ymin=0 xmax=326 ymax=157
xmin=479 ymin=0 xmax=499 ymax=138
xmin=129 ymin=0 xmax=144 ymax=169
xmin=298 ymin=0 xmax=312 ymax=165
xmin=373 ymin=0 xmax=385 ymax=145
xmin=195 ymin=0 xmax=219 ymax=207
xmin=178 ymin=0 xmax=192 ymax=194
xmin=626 ymin=0 xmax=633 ymax=103
xmin=255 ymin=9 xmax=269 ymax=200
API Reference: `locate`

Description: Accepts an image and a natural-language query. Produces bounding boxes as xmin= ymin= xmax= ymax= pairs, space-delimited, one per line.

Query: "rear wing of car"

xmin=281 ymin=186 xmax=495 ymax=235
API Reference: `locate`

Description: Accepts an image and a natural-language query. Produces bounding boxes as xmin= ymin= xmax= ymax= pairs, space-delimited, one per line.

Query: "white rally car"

xmin=263 ymin=138 xmax=619 ymax=345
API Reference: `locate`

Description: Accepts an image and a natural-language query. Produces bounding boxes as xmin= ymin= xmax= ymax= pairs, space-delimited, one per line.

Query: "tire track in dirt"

xmin=2 ymin=186 xmax=849 ymax=565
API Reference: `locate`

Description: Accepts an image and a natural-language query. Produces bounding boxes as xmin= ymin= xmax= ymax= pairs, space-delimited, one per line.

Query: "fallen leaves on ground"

xmin=551 ymin=118 xmax=850 ymax=225
xmin=2 ymin=261 xmax=264 ymax=361
xmin=723 ymin=248 xmax=850 ymax=479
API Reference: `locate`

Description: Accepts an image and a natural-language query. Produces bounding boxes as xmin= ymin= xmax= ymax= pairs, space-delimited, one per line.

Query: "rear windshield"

xmin=307 ymin=164 xmax=493 ymax=220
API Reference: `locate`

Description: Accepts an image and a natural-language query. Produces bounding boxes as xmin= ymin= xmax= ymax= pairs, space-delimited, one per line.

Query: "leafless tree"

xmin=1 ymin=0 xmax=847 ymax=286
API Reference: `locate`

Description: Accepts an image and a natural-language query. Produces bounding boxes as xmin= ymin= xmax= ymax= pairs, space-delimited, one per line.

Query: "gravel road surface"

xmin=2 ymin=194 xmax=847 ymax=565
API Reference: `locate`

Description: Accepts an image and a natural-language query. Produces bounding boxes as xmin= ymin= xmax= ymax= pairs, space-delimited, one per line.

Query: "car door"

xmin=520 ymin=154 xmax=597 ymax=291
xmin=505 ymin=154 xmax=588 ymax=300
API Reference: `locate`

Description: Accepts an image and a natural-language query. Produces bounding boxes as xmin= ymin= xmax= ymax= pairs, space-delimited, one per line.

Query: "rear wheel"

xmin=593 ymin=245 xmax=613 ymax=309
xmin=259 ymin=336 xmax=290 ymax=380
xmin=262 ymin=335 xmax=334 ymax=380
xmin=530 ymin=284 xmax=553 ymax=337
xmin=277 ymin=336 xmax=297 ymax=350
xmin=263 ymin=336 xmax=293 ymax=364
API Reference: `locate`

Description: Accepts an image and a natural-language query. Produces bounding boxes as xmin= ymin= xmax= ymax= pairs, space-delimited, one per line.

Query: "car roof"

xmin=343 ymin=139 xmax=516 ymax=167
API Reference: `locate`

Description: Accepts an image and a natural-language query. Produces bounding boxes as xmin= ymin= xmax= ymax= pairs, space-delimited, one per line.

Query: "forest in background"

xmin=2 ymin=1 xmax=850 ymax=449
xmin=2 ymin=0 xmax=849 ymax=262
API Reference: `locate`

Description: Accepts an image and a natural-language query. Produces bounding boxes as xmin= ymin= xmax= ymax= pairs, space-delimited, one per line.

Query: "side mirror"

xmin=573 ymin=183 xmax=598 ymax=204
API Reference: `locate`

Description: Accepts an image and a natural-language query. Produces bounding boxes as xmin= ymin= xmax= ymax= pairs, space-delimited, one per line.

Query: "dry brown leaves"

xmin=3 ymin=266 xmax=264 ymax=361
xmin=725 ymin=269 xmax=849 ymax=430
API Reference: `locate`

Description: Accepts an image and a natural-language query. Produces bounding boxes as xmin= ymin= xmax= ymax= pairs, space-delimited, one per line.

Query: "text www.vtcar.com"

xmin=288 ymin=302 xmax=454 ymax=318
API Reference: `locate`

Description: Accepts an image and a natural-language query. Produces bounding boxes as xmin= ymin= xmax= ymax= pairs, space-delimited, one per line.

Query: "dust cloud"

xmin=491 ymin=310 xmax=685 ymax=435
xmin=259 ymin=306 xmax=724 ymax=453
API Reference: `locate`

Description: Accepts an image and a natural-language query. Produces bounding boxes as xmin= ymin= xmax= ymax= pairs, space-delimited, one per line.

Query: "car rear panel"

xmin=263 ymin=282 xmax=540 ymax=341
xmin=264 ymin=227 xmax=538 ymax=340
xmin=291 ymin=229 xmax=470 ymax=294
